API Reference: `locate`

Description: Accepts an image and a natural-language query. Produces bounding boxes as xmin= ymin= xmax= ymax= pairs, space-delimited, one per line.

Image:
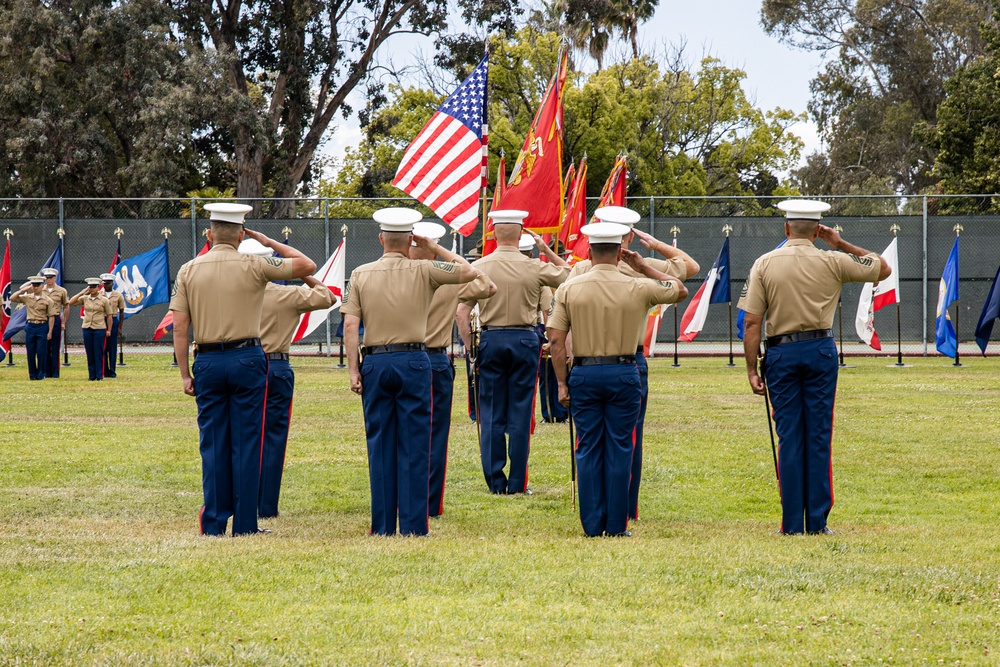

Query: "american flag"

xmin=392 ymin=53 xmax=489 ymax=236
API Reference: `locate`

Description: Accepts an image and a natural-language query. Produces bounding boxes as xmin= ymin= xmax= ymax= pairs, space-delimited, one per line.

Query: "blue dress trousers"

xmin=361 ymin=350 xmax=433 ymax=536
xmin=193 ymin=345 xmax=268 ymax=536
xmin=258 ymin=358 xmax=295 ymax=518
xmin=25 ymin=322 xmax=48 ymax=380
xmin=477 ymin=328 xmax=541 ymax=494
xmin=763 ymin=336 xmax=838 ymax=534
xmin=628 ymin=349 xmax=649 ymax=520
xmin=570 ymin=362 xmax=642 ymax=537
xmin=428 ymin=351 xmax=455 ymax=516
xmin=82 ymin=329 xmax=106 ymax=380
xmin=104 ymin=316 xmax=120 ymax=377
xmin=45 ymin=315 xmax=61 ymax=377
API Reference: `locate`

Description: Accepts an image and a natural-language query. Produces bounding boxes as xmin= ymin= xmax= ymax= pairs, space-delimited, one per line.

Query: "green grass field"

xmin=1 ymin=354 xmax=998 ymax=666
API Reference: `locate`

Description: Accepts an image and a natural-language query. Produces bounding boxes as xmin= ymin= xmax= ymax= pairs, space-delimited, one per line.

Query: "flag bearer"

xmin=40 ymin=267 xmax=68 ymax=378
xmin=69 ymin=278 xmax=113 ymax=381
xmin=240 ymin=238 xmax=337 ymax=520
xmin=169 ymin=202 xmax=316 ymax=537
xmin=739 ymin=200 xmax=891 ymax=535
xmin=343 ymin=208 xmax=483 ymax=536
xmin=409 ymin=222 xmax=495 ymax=517
xmin=456 ymin=211 xmax=570 ymax=495
xmin=101 ymin=273 xmax=126 ymax=378
xmin=10 ymin=276 xmax=56 ymax=380
xmin=548 ymin=222 xmax=687 ymax=537
xmin=567 ymin=207 xmax=700 ymax=521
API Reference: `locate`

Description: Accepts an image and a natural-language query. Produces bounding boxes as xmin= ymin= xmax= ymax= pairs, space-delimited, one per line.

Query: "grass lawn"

xmin=1 ymin=353 xmax=998 ymax=666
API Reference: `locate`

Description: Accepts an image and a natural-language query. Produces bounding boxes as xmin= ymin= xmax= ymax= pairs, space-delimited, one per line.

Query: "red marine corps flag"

xmin=559 ymin=156 xmax=588 ymax=263
xmin=495 ymin=48 xmax=568 ymax=234
xmin=393 ymin=53 xmax=489 ymax=237
xmin=573 ymin=154 xmax=627 ymax=263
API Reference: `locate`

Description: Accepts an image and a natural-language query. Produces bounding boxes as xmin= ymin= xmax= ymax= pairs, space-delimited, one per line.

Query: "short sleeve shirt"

xmin=548 ymin=265 xmax=682 ymax=356
xmin=104 ymin=290 xmax=126 ymax=317
xmin=458 ymin=247 xmax=569 ymax=326
xmin=737 ymin=239 xmax=882 ymax=337
xmin=81 ymin=294 xmax=113 ymax=329
xmin=169 ymin=244 xmax=293 ymax=342
xmin=260 ymin=283 xmax=336 ymax=353
xmin=43 ymin=285 xmax=69 ymax=312
xmin=341 ymin=252 xmax=464 ymax=346
xmin=13 ymin=292 xmax=57 ymax=322
xmin=425 ymin=272 xmax=492 ymax=348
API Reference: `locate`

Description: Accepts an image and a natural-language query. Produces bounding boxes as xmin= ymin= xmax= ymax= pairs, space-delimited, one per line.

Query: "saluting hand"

xmin=243 ymin=228 xmax=273 ymax=247
xmin=411 ymin=234 xmax=438 ymax=254
xmin=620 ymin=248 xmax=646 ymax=273
xmin=817 ymin=225 xmax=843 ymax=250
xmin=632 ymin=229 xmax=656 ymax=250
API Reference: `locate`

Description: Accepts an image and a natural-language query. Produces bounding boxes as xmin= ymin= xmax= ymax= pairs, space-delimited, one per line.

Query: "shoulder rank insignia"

xmin=342 ymin=282 xmax=352 ymax=304
xmin=430 ymin=260 xmax=456 ymax=273
xmin=849 ymin=255 xmax=874 ymax=267
xmin=264 ymin=256 xmax=283 ymax=268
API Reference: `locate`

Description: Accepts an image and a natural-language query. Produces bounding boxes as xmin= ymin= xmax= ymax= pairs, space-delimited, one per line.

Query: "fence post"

xmin=922 ymin=195 xmax=928 ymax=356
xmin=648 ymin=197 xmax=655 ymax=256
xmin=325 ymin=198 xmax=332 ymax=357
xmin=190 ymin=197 xmax=197 ymax=259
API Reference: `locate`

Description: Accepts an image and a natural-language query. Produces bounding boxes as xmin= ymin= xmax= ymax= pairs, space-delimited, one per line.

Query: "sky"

xmin=318 ymin=0 xmax=829 ymax=177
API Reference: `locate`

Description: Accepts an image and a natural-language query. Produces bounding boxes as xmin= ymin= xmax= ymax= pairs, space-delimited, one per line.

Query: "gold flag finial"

xmin=890 ymin=223 xmax=901 ymax=237
xmin=114 ymin=227 xmax=124 ymax=240
xmin=953 ymin=223 xmax=963 ymax=236
xmin=282 ymin=226 xmax=292 ymax=240
xmin=722 ymin=224 xmax=733 ymax=237
xmin=340 ymin=224 xmax=348 ymax=238
xmin=57 ymin=227 xmax=66 ymax=239
xmin=3 ymin=228 xmax=12 ymax=240
xmin=161 ymin=227 xmax=172 ymax=239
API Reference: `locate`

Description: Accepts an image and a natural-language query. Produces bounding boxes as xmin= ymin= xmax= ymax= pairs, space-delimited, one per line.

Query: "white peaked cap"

xmin=776 ymin=199 xmax=831 ymax=220
xmin=204 ymin=202 xmax=253 ymax=224
xmin=238 ymin=239 xmax=272 ymax=256
xmin=581 ymin=222 xmax=630 ymax=245
xmin=594 ymin=206 xmax=640 ymax=227
xmin=100 ymin=273 xmax=115 ymax=281
xmin=41 ymin=268 xmax=59 ymax=277
xmin=412 ymin=221 xmax=447 ymax=243
xmin=85 ymin=277 xmax=102 ymax=286
xmin=374 ymin=207 xmax=422 ymax=232
xmin=518 ymin=234 xmax=535 ymax=252
xmin=488 ymin=209 xmax=529 ymax=225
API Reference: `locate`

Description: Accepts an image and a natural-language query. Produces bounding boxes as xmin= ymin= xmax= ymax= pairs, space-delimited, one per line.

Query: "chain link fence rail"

xmin=2 ymin=195 xmax=998 ymax=357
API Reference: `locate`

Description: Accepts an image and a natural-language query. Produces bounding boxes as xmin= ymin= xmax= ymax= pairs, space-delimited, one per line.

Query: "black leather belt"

xmin=266 ymin=352 xmax=289 ymax=361
xmin=364 ymin=343 xmax=427 ymax=355
xmin=426 ymin=347 xmax=448 ymax=355
xmin=481 ymin=325 xmax=535 ymax=332
xmin=575 ymin=355 xmax=637 ymax=366
xmin=765 ymin=328 xmax=834 ymax=349
xmin=197 ymin=337 xmax=261 ymax=352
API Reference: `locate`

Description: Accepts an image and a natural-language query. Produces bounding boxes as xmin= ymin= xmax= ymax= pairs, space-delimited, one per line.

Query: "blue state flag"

xmin=737 ymin=239 xmax=787 ymax=339
xmin=2 ymin=242 xmax=63 ymax=343
xmin=113 ymin=241 xmax=170 ymax=320
xmin=974 ymin=263 xmax=1000 ymax=355
xmin=935 ymin=237 xmax=960 ymax=358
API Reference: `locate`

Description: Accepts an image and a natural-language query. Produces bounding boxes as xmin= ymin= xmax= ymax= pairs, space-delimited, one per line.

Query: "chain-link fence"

xmin=2 ymin=195 xmax=997 ymax=357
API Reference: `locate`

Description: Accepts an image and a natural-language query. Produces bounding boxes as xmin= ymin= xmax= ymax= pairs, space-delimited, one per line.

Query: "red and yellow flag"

xmin=572 ymin=155 xmax=627 ymax=263
xmin=559 ymin=157 xmax=588 ymax=264
xmin=495 ymin=48 xmax=568 ymax=234
xmin=482 ymin=155 xmax=506 ymax=257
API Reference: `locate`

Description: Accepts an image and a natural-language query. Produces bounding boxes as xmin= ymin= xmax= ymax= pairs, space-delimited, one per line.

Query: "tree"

xmin=170 ymin=0 xmax=521 ymax=217
xmin=0 ymin=0 xmax=218 ymax=199
xmin=762 ymin=0 xmax=993 ymax=195
xmin=321 ymin=29 xmax=803 ymax=216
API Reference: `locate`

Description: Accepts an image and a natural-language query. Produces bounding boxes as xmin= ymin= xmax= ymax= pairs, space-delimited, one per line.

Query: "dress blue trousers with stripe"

xmin=763 ymin=336 xmax=838 ymax=534
xmin=628 ymin=351 xmax=648 ymax=520
xmin=104 ymin=316 xmax=119 ymax=377
xmin=82 ymin=328 xmax=106 ymax=380
xmin=428 ymin=352 xmax=455 ymax=516
xmin=477 ymin=329 xmax=540 ymax=493
xmin=569 ymin=363 xmax=642 ymax=536
xmin=536 ymin=325 xmax=568 ymax=423
xmin=259 ymin=359 xmax=294 ymax=518
xmin=25 ymin=322 xmax=47 ymax=380
xmin=192 ymin=346 xmax=267 ymax=536
xmin=361 ymin=350 xmax=432 ymax=535
xmin=45 ymin=315 xmax=61 ymax=377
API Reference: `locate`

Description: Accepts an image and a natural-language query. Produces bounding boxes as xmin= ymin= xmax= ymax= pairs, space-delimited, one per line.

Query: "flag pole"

xmin=114 ymin=227 xmax=127 ymax=367
xmin=953 ymin=224 xmax=963 ymax=367
xmin=337 ymin=224 xmax=348 ymax=367
xmin=890 ymin=224 xmax=907 ymax=367
xmin=670 ymin=226 xmax=681 ymax=368
xmin=162 ymin=227 xmax=172 ymax=367
xmin=58 ymin=226 xmax=70 ymax=368
xmin=3 ymin=228 xmax=14 ymax=367
xmin=723 ymin=225 xmax=736 ymax=367
xmin=832 ymin=224 xmax=853 ymax=368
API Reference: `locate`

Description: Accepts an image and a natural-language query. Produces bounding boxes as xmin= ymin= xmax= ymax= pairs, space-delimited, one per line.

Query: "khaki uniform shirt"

xmin=341 ymin=252 xmax=465 ymax=346
xmin=569 ymin=256 xmax=688 ymax=349
xmin=43 ymin=285 xmax=69 ymax=315
xmin=549 ymin=265 xmax=682 ymax=356
xmin=104 ymin=289 xmax=126 ymax=318
xmin=425 ymin=272 xmax=492 ymax=349
xmin=169 ymin=244 xmax=293 ymax=343
xmin=80 ymin=294 xmax=113 ymax=329
xmin=538 ymin=287 xmax=553 ymax=326
xmin=459 ymin=246 xmax=569 ymax=326
xmin=13 ymin=292 xmax=57 ymax=323
xmin=260 ymin=283 xmax=336 ymax=354
xmin=737 ymin=238 xmax=882 ymax=337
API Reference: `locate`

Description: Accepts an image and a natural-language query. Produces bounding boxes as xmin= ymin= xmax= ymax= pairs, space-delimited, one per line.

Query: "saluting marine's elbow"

xmin=675 ymin=283 xmax=689 ymax=301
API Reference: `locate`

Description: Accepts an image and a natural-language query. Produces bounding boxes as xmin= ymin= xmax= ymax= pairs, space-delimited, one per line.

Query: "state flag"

xmin=291 ymin=239 xmax=346 ymax=343
xmin=680 ymin=237 xmax=731 ymax=342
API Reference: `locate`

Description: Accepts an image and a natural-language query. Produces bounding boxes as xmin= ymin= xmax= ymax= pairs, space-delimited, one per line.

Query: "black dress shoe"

xmin=808 ymin=527 xmax=834 ymax=535
xmin=255 ymin=528 xmax=272 ymax=534
xmin=607 ymin=530 xmax=632 ymax=537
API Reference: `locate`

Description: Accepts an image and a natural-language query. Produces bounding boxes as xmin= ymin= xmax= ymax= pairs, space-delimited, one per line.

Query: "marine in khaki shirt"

xmin=41 ymin=271 xmax=69 ymax=327
xmin=11 ymin=284 xmax=58 ymax=328
xmin=260 ymin=281 xmax=336 ymax=354
xmin=103 ymin=287 xmax=126 ymax=319
xmin=69 ymin=287 xmax=114 ymax=330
